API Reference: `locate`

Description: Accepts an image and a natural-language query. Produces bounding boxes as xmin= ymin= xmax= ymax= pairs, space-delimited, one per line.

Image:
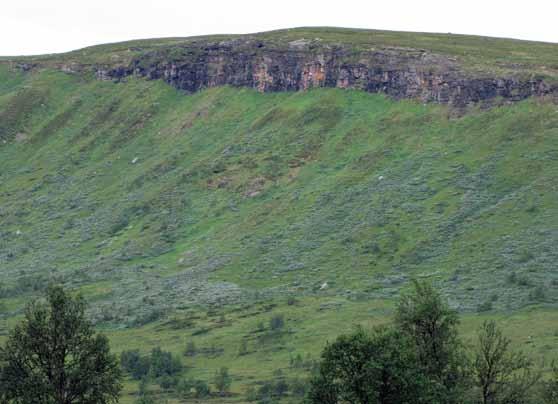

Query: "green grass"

xmin=0 ymin=64 xmax=557 ymax=402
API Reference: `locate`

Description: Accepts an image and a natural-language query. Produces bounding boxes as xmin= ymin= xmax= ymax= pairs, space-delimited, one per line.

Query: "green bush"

xmin=194 ymin=380 xmax=210 ymax=398
xmin=149 ymin=347 xmax=182 ymax=378
xmin=308 ymin=326 xmax=431 ymax=404
xmin=214 ymin=367 xmax=232 ymax=396
xmin=158 ymin=375 xmax=179 ymax=390
xmin=270 ymin=315 xmax=285 ymax=331
xmin=121 ymin=350 xmax=151 ymax=380
xmin=257 ymin=381 xmax=274 ymax=402
xmin=289 ymin=377 xmax=308 ymax=397
xmin=273 ymin=380 xmax=288 ymax=397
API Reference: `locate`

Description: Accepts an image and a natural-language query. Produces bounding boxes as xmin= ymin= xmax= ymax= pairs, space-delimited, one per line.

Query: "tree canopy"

xmin=308 ymin=280 xmax=544 ymax=404
xmin=395 ymin=279 xmax=467 ymax=403
xmin=308 ymin=326 xmax=432 ymax=404
xmin=0 ymin=286 xmax=122 ymax=404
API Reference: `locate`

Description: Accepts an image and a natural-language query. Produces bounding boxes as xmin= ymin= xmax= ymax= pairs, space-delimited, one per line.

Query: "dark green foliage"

xmin=256 ymin=381 xmax=276 ymax=403
xmin=158 ymin=375 xmax=179 ymax=390
xmin=308 ymin=326 xmax=431 ymax=404
xmin=193 ymin=379 xmax=210 ymax=398
xmin=213 ymin=367 xmax=232 ymax=396
xmin=120 ymin=350 xmax=151 ymax=380
xmin=121 ymin=347 xmax=182 ymax=384
xmin=0 ymin=286 xmax=122 ymax=404
xmin=289 ymin=377 xmax=308 ymax=397
xmin=270 ymin=314 xmax=285 ymax=331
xmin=149 ymin=347 xmax=182 ymax=378
xmin=176 ymin=378 xmax=192 ymax=397
xmin=309 ymin=280 xmax=550 ymax=404
xmin=287 ymin=297 xmax=297 ymax=306
xmin=177 ymin=377 xmax=214 ymax=398
xmin=176 ymin=377 xmax=211 ymax=398
xmin=473 ymin=320 xmax=540 ymax=404
xmin=252 ymin=378 xmax=290 ymax=403
xmin=273 ymin=380 xmax=289 ymax=397
xmin=395 ymin=280 xmax=466 ymax=403
xmin=517 ymin=276 xmax=532 ymax=287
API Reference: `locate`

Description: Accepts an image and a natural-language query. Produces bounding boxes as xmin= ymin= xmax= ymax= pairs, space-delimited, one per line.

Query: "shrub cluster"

xmin=120 ymin=347 xmax=182 ymax=382
xmin=308 ymin=280 xmax=549 ymax=404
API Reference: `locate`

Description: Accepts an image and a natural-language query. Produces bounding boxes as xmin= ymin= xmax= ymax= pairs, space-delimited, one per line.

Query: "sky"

xmin=1 ymin=0 xmax=557 ymax=56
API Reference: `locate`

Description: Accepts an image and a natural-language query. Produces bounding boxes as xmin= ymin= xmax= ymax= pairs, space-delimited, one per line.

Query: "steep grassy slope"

xmin=1 ymin=62 xmax=558 ymax=402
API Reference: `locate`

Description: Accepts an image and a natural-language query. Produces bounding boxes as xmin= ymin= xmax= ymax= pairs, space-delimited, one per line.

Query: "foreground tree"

xmin=308 ymin=326 xmax=431 ymax=404
xmin=395 ymin=279 xmax=467 ymax=403
xmin=0 ymin=286 xmax=122 ymax=404
xmin=473 ymin=320 xmax=539 ymax=404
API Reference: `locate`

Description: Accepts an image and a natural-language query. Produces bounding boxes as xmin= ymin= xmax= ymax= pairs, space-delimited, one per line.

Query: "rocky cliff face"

xmin=96 ymin=39 xmax=557 ymax=108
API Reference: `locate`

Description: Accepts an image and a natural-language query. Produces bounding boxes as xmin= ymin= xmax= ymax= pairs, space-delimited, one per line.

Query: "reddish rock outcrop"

xmin=96 ymin=39 xmax=558 ymax=108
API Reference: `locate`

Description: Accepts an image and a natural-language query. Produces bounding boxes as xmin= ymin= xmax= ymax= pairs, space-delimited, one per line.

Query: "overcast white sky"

xmin=1 ymin=0 xmax=557 ymax=56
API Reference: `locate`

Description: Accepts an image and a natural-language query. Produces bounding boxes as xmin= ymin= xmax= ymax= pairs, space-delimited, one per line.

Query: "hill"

xmin=1 ymin=28 xmax=558 ymax=402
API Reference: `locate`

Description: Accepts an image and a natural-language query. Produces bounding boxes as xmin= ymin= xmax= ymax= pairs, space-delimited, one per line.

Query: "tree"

xmin=307 ymin=326 xmax=431 ymax=404
xmin=395 ymin=279 xmax=467 ymax=403
xmin=0 ymin=285 xmax=121 ymax=404
xmin=149 ymin=347 xmax=182 ymax=378
xmin=193 ymin=379 xmax=210 ymax=398
xmin=213 ymin=367 xmax=232 ymax=396
xmin=238 ymin=339 xmax=248 ymax=356
xmin=120 ymin=350 xmax=150 ymax=380
xmin=473 ymin=321 xmax=539 ymax=404
xmin=274 ymin=380 xmax=289 ymax=398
